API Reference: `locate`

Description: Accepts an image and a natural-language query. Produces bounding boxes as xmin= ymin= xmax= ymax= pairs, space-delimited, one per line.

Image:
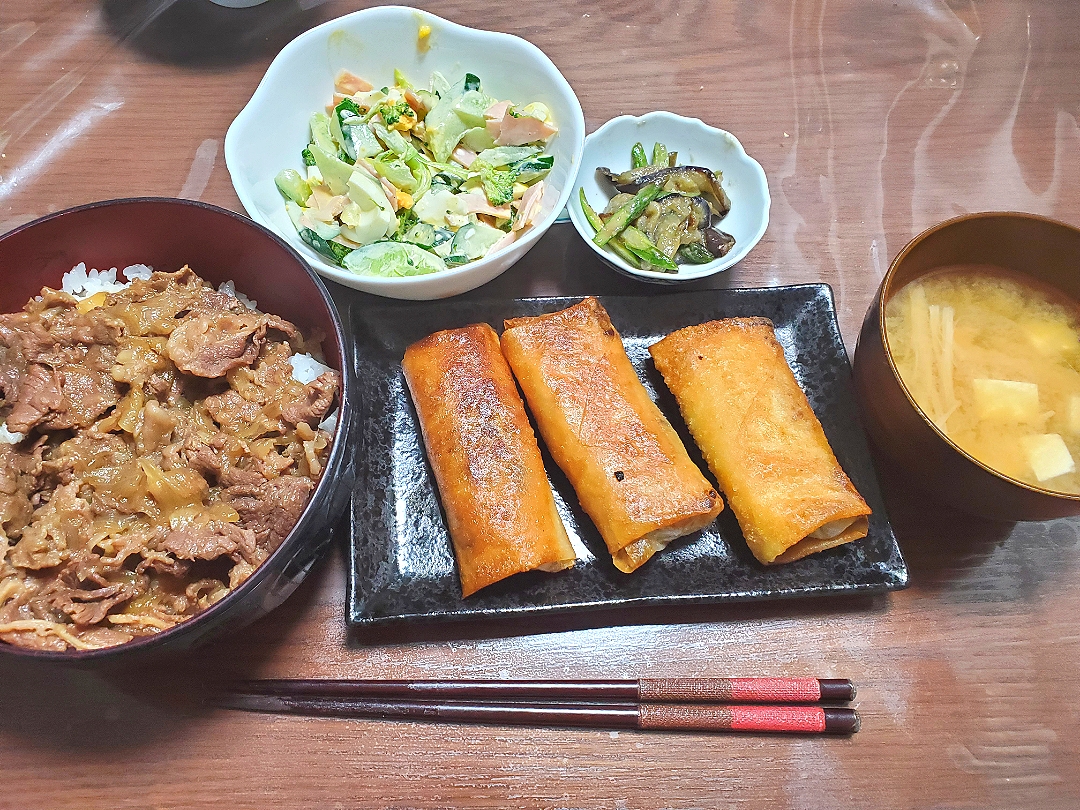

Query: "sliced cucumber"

xmin=449 ymin=221 xmax=505 ymax=260
xmin=401 ymin=222 xmax=437 ymax=249
xmin=305 ymin=219 xmax=341 ymax=241
xmin=452 ymin=90 xmax=495 ymax=128
xmin=431 ymin=228 xmax=455 ymax=257
xmin=344 ymin=121 xmax=383 ymax=160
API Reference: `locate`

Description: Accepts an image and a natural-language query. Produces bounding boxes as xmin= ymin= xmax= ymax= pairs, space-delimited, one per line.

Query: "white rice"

xmin=288 ymin=352 xmax=333 ymax=385
xmin=124 ymin=264 xmax=154 ymax=282
xmin=318 ymin=409 xmax=338 ymax=435
xmin=288 ymin=354 xmax=338 ymax=435
xmin=0 ymin=422 xmax=25 ymax=445
xmin=61 ymin=263 xmax=153 ymax=300
xmin=60 ymin=263 xmax=256 ymax=312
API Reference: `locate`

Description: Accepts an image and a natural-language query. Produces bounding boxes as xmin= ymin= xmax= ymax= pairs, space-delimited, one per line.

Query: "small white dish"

xmin=568 ymin=112 xmax=770 ymax=284
xmin=225 ymin=6 xmax=585 ymax=300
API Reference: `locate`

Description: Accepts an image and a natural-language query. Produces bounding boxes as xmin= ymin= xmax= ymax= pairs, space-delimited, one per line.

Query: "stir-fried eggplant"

xmin=581 ymin=142 xmax=736 ymax=273
xmin=704 ymin=226 xmax=736 ymax=258
xmin=598 ymin=165 xmax=731 ymax=217
xmin=604 ymin=193 xmax=733 ymax=262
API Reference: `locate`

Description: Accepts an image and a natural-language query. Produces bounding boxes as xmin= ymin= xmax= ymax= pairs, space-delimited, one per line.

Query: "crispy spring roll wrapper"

xmin=402 ymin=324 xmax=576 ymax=597
xmin=649 ymin=318 xmax=871 ymax=565
xmin=501 ymin=298 xmax=723 ymax=573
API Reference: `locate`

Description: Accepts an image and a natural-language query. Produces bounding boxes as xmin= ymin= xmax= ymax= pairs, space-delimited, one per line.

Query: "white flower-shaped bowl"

xmin=225 ymin=6 xmax=585 ymax=300
xmin=569 ymin=112 xmax=770 ymax=284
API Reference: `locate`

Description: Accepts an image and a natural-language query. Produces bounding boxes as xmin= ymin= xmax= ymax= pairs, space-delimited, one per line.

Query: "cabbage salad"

xmin=275 ymin=69 xmax=558 ymax=277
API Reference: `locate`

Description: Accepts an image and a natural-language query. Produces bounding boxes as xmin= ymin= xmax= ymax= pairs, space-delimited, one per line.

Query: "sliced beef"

xmin=4 ymin=359 xmax=120 ymax=434
xmin=41 ymin=580 xmax=140 ymax=626
xmin=116 ymin=267 xmax=246 ymax=336
xmin=250 ymin=342 xmax=294 ymax=391
xmin=166 ymin=311 xmax=267 ymax=377
xmin=159 ymin=521 xmax=257 ymax=562
xmin=262 ymin=313 xmax=300 ymax=344
xmin=146 ymin=370 xmax=178 ymax=400
xmin=0 ymin=443 xmax=42 ymax=537
xmin=0 ymin=628 xmax=67 ymax=652
xmin=135 ymin=554 xmax=191 ymax=578
xmin=0 ymin=298 xmax=118 ymax=399
xmin=0 ymin=294 xmax=121 ymax=427
xmin=50 ymin=361 xmax=121 ymax=430
xmin=44 ymin=311 xmax=122 ymax=349
xmin=77 ymin=626 xmax=135 ymax=646
xmin=220 ymin=466 xmax=266 ymax=491
xmin=281 ymin=371 xmax=340 ymax=427
xmin=177 ymin=372 xmax=230 ymax=404
xmin=0 ymin=307 xmax=121 ymax=433
xmin=4 ymin=364 xmax=63 ymax=434
xmin=0 ymin=337 xmax=25 ymax=401
xmin=181 ymin=438 xmax=224 ymax=480
xmin=60 ymin=538 xmax=146 ymax=590
xmin=204 ymin=389 xmax=261 ymax=433
xmin=178 ymin=425 xmax=236 ymax=481
xmin=8 ymin=483 xmax=92 ymax=570
xmin=225 ymin=474 xmax=313 ymax=551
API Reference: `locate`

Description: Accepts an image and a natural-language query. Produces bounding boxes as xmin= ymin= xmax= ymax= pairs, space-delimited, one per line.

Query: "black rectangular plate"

xmin=344 ymin=286 xmax=907 ymax=628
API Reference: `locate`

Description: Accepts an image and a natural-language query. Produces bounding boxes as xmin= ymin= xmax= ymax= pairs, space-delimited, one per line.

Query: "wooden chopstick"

xmin=217 ymin=692 xmax=860 ymax=735
xmin=228 ymin=677 xmax=856 ymax=704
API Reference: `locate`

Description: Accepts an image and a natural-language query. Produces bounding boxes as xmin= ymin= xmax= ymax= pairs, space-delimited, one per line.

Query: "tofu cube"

xmin=1020 ymin=433 xmax=1075 ymax=482
xmin=1024 ymin=319 xmax=1080 ymax=358
xmin=972 ymin=379 xmax=1040 ymax=422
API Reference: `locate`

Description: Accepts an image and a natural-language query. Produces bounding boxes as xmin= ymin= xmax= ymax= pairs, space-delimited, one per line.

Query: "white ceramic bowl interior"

xmin=225 ymin=6 xmax=585 ymax=300
xmin=568 ymin=112 xmax=770 ymax=284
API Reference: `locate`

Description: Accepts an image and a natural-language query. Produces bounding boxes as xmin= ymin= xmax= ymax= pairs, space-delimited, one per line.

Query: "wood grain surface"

xmin=2 ymin=1 xmax=1079 ymax=808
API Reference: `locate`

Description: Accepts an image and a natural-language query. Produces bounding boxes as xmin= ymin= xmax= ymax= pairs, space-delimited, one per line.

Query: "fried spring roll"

xmin=649 ymin=318 xmax=871 ymax=564
xmin=402 ymin=324 xmax=576 ymax=596
xmin=501 ymin=298 xmax=723 ymax=573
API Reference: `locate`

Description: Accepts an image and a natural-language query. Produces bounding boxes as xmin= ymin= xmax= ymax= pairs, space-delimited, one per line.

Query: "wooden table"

xmin=2 ymin=1 xmax=1079 ymax=807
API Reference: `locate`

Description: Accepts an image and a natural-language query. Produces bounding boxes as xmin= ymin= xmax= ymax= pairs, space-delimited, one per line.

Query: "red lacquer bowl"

xmin=0 ymin=198 xmax=355 ymax=664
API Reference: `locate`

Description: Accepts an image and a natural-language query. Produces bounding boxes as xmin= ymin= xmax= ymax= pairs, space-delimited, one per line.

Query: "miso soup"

xmin=885 ymin=265 xmax=1080 ymax=494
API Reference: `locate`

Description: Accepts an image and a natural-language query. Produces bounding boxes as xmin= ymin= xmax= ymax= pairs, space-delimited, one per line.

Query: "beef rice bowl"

xmin=0 ymin=263 xmax=339 ymax=651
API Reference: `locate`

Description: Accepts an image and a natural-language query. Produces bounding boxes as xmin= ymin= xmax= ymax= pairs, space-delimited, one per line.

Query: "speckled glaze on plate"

xmin=345 ymin=286 xmax=907 ymax=628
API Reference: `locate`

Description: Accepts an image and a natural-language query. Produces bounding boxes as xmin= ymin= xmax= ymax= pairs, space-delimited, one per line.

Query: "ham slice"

xmin=485 ymin=229 xmax=518 ymax=256
xmin=458 ymin=189 xmax=512 ymax=219
xmin=484 ymin=100 xmax=512 ymax=140
xmin=335 ymin=69 xmax=373 ymax=95
xmin=496 ymin=116 xmax=558 ymax=146
xmin=451 ymin=146 xmax=477 ymax=168
xmin=378 ymin=176 xmax=401 ymax=211
xmin=513 ymin=180 xmax=545 ymax=231
xmin=485 ymin=100 xmax=558 ymax=145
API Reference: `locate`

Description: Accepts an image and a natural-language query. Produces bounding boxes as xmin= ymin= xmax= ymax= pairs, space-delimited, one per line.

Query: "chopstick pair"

xmin=219 ymin=677 xmax=860 ymax=735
